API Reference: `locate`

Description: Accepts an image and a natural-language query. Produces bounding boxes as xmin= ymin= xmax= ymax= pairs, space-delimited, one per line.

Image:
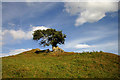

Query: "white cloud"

xmin=1 ymin=48 xmax=32 ymax=57
xmin=2 ymin=26 xmax=49 ymax=40
xmin=64 ymin=2 xmax=118 ymax=26
xmin=32 ymin=26 xmax=48 ymax=31
xmin=63 ymin=25 xmax=117 ymax=51
xmin=75 ymin=44 xmax=94 ymax=48
xmin=64 ymin=36 xmax=100 ymax=49
xmin=75 ymin=40 xmax=118 ymax=54
xmin=2 ymin=29 xmax=32 ymax=40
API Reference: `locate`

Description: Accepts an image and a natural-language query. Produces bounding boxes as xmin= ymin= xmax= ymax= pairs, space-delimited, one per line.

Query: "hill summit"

xmin=2 ymin=49 xmax=120 ymax=78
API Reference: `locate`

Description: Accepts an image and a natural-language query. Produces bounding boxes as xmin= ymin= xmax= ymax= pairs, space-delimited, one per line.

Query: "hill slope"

xmin=2 ymin=49 xmax=120 ymax=78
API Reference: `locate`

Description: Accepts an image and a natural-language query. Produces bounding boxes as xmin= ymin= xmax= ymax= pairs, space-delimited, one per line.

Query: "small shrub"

xmin=89 ymin=52 xmax=93 ymax=54
xmin=46 ymin=72 xmax=50 ymax=75
xmin=93 ymin=61 xmax=96 ymax=63
xmin=100 ymin=64 xmax=104 ymax=68
xmin=78 ymin=75 xmax=81 ymax=78
xmin=96 ymin=51 xmax=98 ymax=53
xmin=87 ymin=52 xmax=89 ymax=54
xmin=100 ymin=51 xmax=103 ymax=53
xmin=82 ymin=51 xmax=86 ymax=54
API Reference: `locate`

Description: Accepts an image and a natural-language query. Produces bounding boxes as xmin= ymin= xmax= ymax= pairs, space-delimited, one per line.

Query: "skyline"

xmin=1 ymin=2 xmax=119 ymax=57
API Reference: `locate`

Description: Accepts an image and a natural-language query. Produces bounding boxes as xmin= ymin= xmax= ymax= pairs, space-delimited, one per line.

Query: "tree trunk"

xmin=52 ymin=43 xmax=57 ymax=51
xmin=52 ymin=45 xmax=57 ymax=52
xmin=52 ymin=46 xmax=64 ymax=53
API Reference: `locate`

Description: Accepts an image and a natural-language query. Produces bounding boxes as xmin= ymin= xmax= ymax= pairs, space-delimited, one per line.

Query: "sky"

xmin=1 ymin=1 xmax=119 ymax=57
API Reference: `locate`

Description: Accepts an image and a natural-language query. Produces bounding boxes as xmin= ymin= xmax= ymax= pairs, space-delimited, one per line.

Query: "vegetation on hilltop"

xmin=33 ymin=29 xmax=66 ymax=51
xmin=2 ymin=49 xmax=120 ymax=78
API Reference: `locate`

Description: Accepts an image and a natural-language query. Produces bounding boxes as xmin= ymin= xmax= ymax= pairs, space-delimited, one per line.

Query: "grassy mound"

xmin=2 ymin=49 xmax=120 ymax=78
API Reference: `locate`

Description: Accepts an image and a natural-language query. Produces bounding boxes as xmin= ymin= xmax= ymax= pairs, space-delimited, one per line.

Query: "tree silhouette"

xmin=33 ymin=28 xmax=66 ymax=50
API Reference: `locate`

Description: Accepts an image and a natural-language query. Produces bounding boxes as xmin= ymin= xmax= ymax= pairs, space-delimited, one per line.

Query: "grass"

xmin=2 ymin=49 xmax=120 ymax=78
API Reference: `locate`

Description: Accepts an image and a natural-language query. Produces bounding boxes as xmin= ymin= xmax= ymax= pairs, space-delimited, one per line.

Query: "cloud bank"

xmin=1 ymin=48 xmax=32 ymax=57
xmin=2 ymin=26 xmax=49 ymax=40
xmin=64 ymin=2 xmax=118 ymax=26
xmin=75 ymin=44 xmax=94 ymax=48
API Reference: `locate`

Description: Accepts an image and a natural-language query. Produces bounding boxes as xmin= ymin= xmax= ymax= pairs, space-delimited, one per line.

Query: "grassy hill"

xmin=2 ymin=49 xmax=120 ymax=78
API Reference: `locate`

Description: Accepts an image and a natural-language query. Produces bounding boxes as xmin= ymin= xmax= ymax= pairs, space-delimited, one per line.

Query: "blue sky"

xmin=1 ymin=2 xmax=119 ymax=57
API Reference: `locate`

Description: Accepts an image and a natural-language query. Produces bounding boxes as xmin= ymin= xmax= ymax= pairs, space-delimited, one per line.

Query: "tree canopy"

xmin=33 ymin=28 xmax=66 ymax=48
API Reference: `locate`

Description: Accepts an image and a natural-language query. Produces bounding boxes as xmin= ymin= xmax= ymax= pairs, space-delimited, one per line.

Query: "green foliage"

xmin=100 ymin=51 xmax=103 ymax=53
xmin=2 ymin=49 xmax=120 ymax=78
xmin=33 ymin=28 xmax=66 ymax=47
